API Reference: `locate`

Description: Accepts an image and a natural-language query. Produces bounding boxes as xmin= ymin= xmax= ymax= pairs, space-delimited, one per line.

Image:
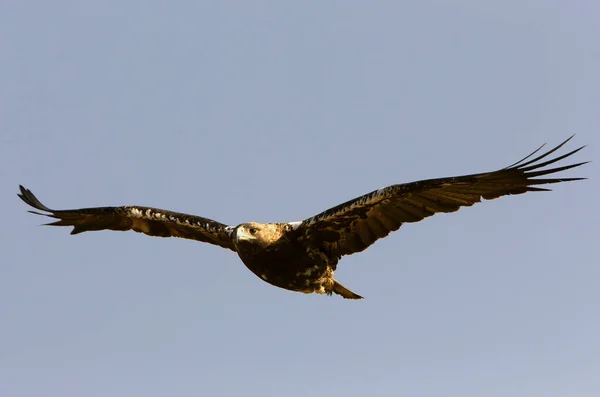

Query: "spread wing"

xmin=18 ymin=186 xmax=236 ymax=251
xmin=299 ymin=136 xmax=587 ymax=258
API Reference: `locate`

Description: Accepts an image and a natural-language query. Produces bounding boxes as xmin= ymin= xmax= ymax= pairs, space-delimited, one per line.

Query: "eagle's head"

xmin=234 ymin=222 xmax=283 ymax=249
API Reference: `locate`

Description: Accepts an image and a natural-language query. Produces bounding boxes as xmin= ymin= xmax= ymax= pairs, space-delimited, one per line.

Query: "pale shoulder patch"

xmin=287 ymin=221 xmax=302 ymax=230
xmin=376 ymin=186 xmax=389 ymax=195
xmin=128 ymin=207 xmax=143 ymax=217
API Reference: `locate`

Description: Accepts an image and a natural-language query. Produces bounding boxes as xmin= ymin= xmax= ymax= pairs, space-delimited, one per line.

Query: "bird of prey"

xmin=19 ymin=136 xmax=587 ymax=299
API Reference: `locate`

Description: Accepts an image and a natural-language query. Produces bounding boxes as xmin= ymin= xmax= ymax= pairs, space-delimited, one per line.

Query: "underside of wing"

xmin=300 ymin=135 xmax=587 ymax=258
xmin=18 ymin=185 xmax=236 ymax=251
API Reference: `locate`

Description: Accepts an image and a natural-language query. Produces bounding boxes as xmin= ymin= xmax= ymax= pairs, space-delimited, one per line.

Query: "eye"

xmin=249 ymin=228 xmax=258 ymax=235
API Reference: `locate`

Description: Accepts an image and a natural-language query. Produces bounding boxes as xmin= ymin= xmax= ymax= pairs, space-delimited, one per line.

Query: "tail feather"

xmin=333 ymin=280 xmax=363 ymax=300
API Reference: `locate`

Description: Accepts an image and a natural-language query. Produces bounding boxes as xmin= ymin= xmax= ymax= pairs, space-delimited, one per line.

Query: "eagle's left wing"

xmin=18 ymin=185 xmax=236 ymax=251
xmin=298 ymin=136 xmax=587 ymax=259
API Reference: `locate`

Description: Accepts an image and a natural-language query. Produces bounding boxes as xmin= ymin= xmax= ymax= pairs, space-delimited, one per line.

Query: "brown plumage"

xmin=18 ymin=136 xmax=587 ymax=299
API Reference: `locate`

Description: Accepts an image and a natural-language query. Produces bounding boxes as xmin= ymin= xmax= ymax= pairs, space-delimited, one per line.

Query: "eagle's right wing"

xmin=18 ymin=185 xmax=236 ymax=251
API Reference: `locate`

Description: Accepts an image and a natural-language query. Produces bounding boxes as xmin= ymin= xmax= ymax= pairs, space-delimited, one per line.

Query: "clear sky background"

xmin=1 ymin=1 xmax=598 ymax=396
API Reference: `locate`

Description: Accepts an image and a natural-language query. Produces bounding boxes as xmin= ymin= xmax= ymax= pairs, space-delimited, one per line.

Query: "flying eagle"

xmin=19 ymin=136 xmax=587 ymax=299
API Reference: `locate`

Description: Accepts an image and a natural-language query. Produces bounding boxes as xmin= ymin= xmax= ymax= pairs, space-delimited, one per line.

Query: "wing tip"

xmin=18 ymin=185 xmax=55 ymax=213
xmin=507 ymin=136 xmax=588 ymax=179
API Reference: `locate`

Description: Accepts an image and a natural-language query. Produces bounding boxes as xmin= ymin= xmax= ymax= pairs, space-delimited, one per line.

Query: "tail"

xmin=333 ymin=280 xmax=364 ymax=300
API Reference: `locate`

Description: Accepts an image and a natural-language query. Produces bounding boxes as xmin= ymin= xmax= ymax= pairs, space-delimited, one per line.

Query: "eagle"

xmin=19 ymin=136 xmax=587 ymax=299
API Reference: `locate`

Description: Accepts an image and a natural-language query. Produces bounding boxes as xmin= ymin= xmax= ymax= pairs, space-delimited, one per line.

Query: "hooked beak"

xmin=234 ymin=227 xmax=252 ymax=243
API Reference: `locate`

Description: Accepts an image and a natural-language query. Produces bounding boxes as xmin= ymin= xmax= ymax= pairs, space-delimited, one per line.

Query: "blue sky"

xmin=1 ymin=1 xmax=599 ymax=396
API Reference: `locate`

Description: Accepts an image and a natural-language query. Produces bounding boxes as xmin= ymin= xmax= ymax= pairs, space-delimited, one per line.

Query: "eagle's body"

xmin=235 ymin=223 xmax=321 ymax=293
xmin=233 ymin=222 xmax=359 ymax=298
xmin=19 ymin=137 xmax=587 ymax=299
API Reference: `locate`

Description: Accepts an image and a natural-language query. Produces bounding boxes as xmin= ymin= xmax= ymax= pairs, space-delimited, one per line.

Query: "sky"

xmin=1 ymin=1 xmax=599 ymax=396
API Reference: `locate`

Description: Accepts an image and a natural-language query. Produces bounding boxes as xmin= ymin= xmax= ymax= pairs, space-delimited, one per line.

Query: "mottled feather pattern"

xmin=17 ymin=186 xmax=236 ymax=251
xmin=301 ymin=135 xmax=587 ymax=258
